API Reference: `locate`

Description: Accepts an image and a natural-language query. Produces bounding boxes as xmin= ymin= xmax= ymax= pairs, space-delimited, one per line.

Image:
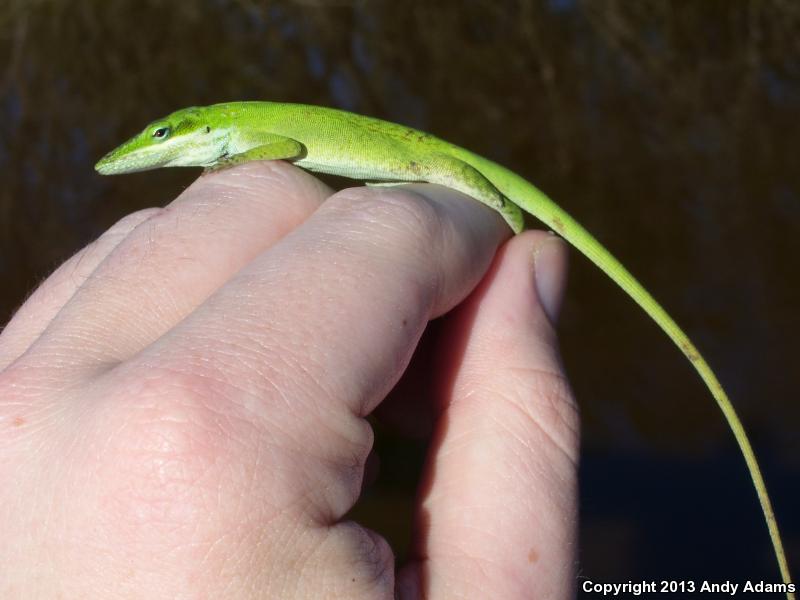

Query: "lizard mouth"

xmin=94 ymin=152 xmax=125 ymax=175
xmin=94 ymin=143 xmax=171 ymax=175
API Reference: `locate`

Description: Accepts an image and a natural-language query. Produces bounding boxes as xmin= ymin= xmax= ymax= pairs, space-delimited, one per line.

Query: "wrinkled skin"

xmin=0 ymin=162 xmax=577 ymax=599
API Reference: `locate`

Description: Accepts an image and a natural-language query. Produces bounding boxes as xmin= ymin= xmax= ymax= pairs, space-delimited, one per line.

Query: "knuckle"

xmin=321 ymin=521 xmax=395 ymax=598
xmin=323 ymin=187 xmax=448 ymax=303
xmin=326 ymin=186 xmax=445 ymax=248
xmin=515 ymin=366 xmax=580 ymax=463
xmin=107 ymin=207 xmax=166 ymax=235
xmin=103 ymin=367 xmax=241 ymax=479
xmin=469 ymin=365 xmax=580 ymax=465
xmin=80 ymin=367 xmax=252 ymax=529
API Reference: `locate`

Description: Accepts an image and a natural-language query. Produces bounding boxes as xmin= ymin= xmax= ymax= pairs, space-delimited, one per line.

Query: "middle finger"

xmin=18 ymin=162 xmax=329 ymax=383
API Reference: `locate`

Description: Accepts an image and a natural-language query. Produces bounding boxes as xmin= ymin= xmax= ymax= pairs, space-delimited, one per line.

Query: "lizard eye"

xmin=152 ymin=127 xmax=170 ymax=139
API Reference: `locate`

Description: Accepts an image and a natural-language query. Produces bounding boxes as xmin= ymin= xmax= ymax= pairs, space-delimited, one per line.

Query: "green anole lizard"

xmin=95 ymin=101 xmax=794 ymax=595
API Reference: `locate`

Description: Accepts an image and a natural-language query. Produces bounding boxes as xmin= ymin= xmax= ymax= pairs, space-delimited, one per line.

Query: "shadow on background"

xmin=1 ymin=0 xmax=798 ymax=588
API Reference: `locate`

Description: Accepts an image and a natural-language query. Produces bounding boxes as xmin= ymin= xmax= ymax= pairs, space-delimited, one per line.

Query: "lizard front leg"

xmin=207 ymin=136 xmax=305 ymax=172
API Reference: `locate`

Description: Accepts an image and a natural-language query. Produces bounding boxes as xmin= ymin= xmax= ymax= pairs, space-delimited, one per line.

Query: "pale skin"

xmin=0 ymin=163 xmax=578 ymax=599
xmin=91 ymin=102 xmax=792 ymax=592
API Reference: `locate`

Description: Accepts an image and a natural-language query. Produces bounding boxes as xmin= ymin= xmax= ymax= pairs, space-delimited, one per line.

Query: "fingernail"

xmin=533 ymin=235 xmax=569 ymax=325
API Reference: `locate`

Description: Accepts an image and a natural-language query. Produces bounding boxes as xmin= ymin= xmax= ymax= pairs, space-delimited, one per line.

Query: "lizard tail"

xmin=474 ymin=158 xmax=793 ymax=597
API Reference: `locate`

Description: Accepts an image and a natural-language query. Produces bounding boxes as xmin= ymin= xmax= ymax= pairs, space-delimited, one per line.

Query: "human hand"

xmin=0 ymin=162 xmax=578 ymax=599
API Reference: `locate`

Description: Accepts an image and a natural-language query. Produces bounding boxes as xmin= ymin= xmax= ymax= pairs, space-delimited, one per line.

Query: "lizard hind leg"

xmin=423 ymin=154 xmax=525 ymax=233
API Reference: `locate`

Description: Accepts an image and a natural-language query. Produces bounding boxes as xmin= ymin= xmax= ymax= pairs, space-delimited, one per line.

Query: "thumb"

xmin=399 ymin=231 xmax=578 ymax=600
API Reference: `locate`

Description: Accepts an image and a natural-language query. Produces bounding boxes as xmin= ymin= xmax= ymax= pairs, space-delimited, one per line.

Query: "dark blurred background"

xmin=1 ymin=0 xmax=798 ymax=592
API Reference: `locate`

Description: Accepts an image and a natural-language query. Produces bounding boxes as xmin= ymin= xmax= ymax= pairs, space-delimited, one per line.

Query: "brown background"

xmin=1 ymin=0 xmax=798 ymax=587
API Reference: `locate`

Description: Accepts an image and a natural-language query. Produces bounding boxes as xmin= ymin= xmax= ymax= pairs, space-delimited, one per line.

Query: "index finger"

xmin=115 ymin=182 xmax=510 ymax=517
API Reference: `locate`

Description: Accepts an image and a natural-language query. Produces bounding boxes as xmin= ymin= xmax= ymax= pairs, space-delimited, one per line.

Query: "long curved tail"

xmin=470 ymin=155 xmax=793 ymax=595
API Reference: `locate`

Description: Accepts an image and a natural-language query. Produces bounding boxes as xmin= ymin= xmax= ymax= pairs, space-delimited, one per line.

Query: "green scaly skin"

xmin=96 ymin=101 xmax=794 ymax=596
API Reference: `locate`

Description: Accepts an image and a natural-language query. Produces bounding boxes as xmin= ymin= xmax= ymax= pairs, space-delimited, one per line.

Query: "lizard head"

xmin=95 ymin=106 xmax=226 ymax=175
